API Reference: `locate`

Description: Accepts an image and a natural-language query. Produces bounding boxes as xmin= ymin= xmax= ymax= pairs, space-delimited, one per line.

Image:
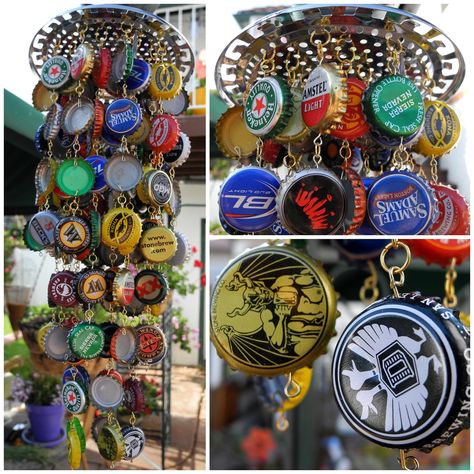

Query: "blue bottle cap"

xmin=126 ymin=59 xmax=152 ymax=95
xmin=269 ymin=218 xmax=291 ymax=235
xmin=219 ymin=212 xmax=245 ymax=235
xmin=62 ymin=364 xmax=91 ymax=387
xmin=34 ymin=124 xmax=47 ymax=155
xmin=101 ymin=124 xmax=122 ymax=147
xmin=219 ymin=167 xmax=280 ymax=232
xmin=105 ymin=99 xmax=142 ymax=136
xmin=367 ymin=171 xmax=434 ymax=235
xmin=85 ymin=155 xmax=108 ymax=193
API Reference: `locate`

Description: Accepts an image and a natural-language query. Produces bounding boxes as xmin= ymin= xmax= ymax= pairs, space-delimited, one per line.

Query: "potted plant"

xmin=10 ymin=369 xmax=64 ymax=443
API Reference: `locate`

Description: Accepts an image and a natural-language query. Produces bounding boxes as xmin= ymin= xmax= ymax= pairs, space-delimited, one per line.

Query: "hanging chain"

xmin=380 ymin=240 xmax=411 ymax=298
xmin=443 ymin=257 xmax=458 ymax=308
xmin=312 ymin=133 xmax=323 ymax=166
xmin=359 ymin=260 xmax=380 ymax=304
xmin=259 ymin=47 xmax=276 ymax=75
xmin=283 ymin=372 xmax=301 ymax=399
xmin=398 ymin=449 xmax=419 ymax=470
xmin=309 ymin=27 xmax=331 ymax=65
xmin=430 ymin=155 xmax=439 ymax=183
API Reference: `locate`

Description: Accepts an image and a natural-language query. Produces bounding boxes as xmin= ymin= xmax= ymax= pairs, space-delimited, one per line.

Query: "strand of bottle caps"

xmin=216 ymin=29 xmax=469 ymax=235
xmin=25 ymin=16 xmax=192 ymax=468
xmin=332 ymin=239 xmax=470 ymax=469
xmin=210 ymin=240 xmax=340 ymax=430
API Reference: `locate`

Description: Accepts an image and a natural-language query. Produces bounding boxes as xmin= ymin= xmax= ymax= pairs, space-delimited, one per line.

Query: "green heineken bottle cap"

xmin=63 ymin=380 xmax=88 ymax=414
xmin=41 ymin=55 xmax=71 ymax=90
xmin=244 ymin=77 xmax=293 ymax=138
xmin=363 ymin=74 xmax=424 ymax=138
xmin=68 ymin=322 xmax=105 ymax=359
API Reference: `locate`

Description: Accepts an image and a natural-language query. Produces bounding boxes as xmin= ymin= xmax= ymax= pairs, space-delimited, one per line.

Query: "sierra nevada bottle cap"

xmin=363 ymin=75 xmax=424 ymax=138
xmin=331 ymin=78 xmax=370 ymax=140
xmin=244 ymin=77 xmax=292 ymax=138
xmin=332 ymin=292 xmax=469 ymax=452
xmin=140 ymin=226 xmax=177 ymax=263
xmin=122 ymin=425 xmax=146 ymax=460
xmin=302 ymin=64 xmax=347 ymax=131
xmin=415 ymin=100 xmax=461 ymax=157
xmin=41 ymin=56 xmax=71 ymax=90
xmin=276 ymin=169 xmax=347 ymax=235
xmin=63 ymin=380 xmax=88 ymax=414
xmin=134 ymin=270 xmax=169 ymax=305
xmin=68 ymin=322 xmax=105 ymax=359
xmin=136 ymin=325 xmax=167 ymax=364
xmin=367 ymin=171 xmax=436 ymax=235
xmin=219 ymin=167 xmax=280 ymax=233
xmin=149 ymin=62 xmax=182 ymax=100
xmin=211 ymin=243 xmax=338 ymax=376
xmin=216 ymin=106 xmax=258 ymax=158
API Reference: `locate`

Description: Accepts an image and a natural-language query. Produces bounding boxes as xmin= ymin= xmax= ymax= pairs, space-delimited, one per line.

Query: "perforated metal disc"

xmin=215 ymin=4 xmax=464 ymax=105
xmin=29 ymin=4 xmax=194 ymax=83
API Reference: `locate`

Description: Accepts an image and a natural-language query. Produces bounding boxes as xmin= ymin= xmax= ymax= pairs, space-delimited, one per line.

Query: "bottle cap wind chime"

xmin=210 ymin=240 xmax=340 ymax=430
xmin=26 ymin=5 xmax=194 ymax=468
xmin=332 ymin=240 xmax=470 ymax=470
xmin=214 ymin=5 xmax=468 ymax=236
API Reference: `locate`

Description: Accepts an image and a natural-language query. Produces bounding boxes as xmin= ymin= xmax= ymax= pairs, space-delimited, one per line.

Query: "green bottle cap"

xmin=56 ymin=159 xmax=95 ymax=197
xmin=97 ymin=424 xmax=126 ymax=462
xmin=244 ymin=77 xmax=293 ymax=138
xmin=68 ymin=322 xmax=105 ymax=359
xmin=363 ymin=74 xmax=424 ymax=138
xmin=63 ymin=380 xmax=88 ymax=414
xmin=67 ymin=416 xmax=86 ymax=453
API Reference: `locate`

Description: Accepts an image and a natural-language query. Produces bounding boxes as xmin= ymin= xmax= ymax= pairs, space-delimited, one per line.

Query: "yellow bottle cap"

xmin=415 ymin=100 xmax=461 ymax=157
xmin=211 ymin=243 xmax=338 ymax=376
xmin=215 ymin=106 xmax=258 ymax=159
xmin=148 ymin=63 xmax=182 ymax=100
xmin=101 ymin=207 xmax=142 ymax=250
xmin=282 ymin=366 xmax=312 ymax=411
xmin=67 ymin=426 xmax=82 ymax=469
xmin=140 ymin=226 xmax=177 ymax=263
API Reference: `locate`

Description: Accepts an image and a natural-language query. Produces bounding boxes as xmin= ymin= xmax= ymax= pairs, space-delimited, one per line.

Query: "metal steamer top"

xmin=29 ymin=4 xmax=194 ymax=83
xmin=215 ymin=4 xmax=464 ymax=106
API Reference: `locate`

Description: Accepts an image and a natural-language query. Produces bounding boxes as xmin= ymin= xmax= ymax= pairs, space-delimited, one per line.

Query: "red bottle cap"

xmin=147 ymin=114 xmax=180 ymax=153
xmin=261 ymin=139 xmax=282 ymax=164
xmin=405 ymin=239 xmax=470 ymax=267
xmin=92 ymin=48 xmax=112 ymax=89
xmin=429 ymin=183 xmax=470 ymax=236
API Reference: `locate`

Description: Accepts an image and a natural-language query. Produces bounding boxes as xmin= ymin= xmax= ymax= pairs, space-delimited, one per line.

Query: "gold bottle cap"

xmin=70 ymin=43 xmax=95 ymax=82
xmin=414 ymin=100 xmax=461 ymax=157
xmin=211 ymin=244 xmax=338 ymax=376
xmin=140 ymin=226 xmax=177 ymax=263
xmin=215 ymin=106 xmax=258 ymax=159
xmin=274 ymin=88 xmax=310 ymax=144
xmin=32 ymin=81 xmax=57 ymax=112
xmin=148 ymin=63 xmax=182 ymax=100
xmin=301 ymin=63 xmax=347 ymax=132
xmin=101 ymin=207 xmax=142 ymax=250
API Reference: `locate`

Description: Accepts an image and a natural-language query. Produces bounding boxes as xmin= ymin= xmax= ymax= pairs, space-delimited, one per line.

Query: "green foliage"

xmin=161 ymin=263 xmax=197 ymax=296
xmin=4 ymin=339 xmax=32 ymax=378
xmin=10 ymin=367 xmax=62 ymax=406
